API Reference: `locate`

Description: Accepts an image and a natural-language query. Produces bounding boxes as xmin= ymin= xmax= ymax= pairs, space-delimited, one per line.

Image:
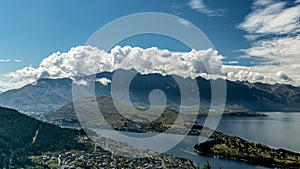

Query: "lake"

xmin=197 ymin=112 xmax=300 ymax=153
xmin=91 ymin=112 xmax=300 ymax=169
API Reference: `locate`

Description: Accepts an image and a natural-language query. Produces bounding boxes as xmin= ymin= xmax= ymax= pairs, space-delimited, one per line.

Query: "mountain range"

xmin=0 ymin=69 xmax=300 ymax=114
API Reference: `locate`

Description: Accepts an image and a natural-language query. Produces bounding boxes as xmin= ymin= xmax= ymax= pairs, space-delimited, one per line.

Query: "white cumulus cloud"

xmin=1 ymin=46 xmax=224 ymax=91
xmin=276 ymin=71 xmax=292 ymax=81
xmin=223 ymin=65 xmax=293 ymax=84
xmin=96 ymin=77 xmax=111 ymax=86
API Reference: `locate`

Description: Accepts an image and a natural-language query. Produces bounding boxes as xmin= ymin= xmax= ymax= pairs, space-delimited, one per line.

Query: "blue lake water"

xmin=91 ymin=112 xmax=300 ymax=169
xmin=198 ymin=112 xmax=300 ymax=153
xmin=176 ymin=112 xmax=300 ymax=169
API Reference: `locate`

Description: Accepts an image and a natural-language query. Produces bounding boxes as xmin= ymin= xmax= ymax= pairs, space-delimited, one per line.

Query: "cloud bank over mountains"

xmin=0 ymin=46 xmax=224 ymax=91
xmin=0 ymin=44 xmax=296 ymax=92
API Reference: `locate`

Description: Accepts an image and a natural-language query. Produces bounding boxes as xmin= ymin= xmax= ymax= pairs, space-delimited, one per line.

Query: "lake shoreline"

xmin=60 ymin=112 xmax=299 ymax=168
xmin=194 ymin=136 xmax=300 ymax=169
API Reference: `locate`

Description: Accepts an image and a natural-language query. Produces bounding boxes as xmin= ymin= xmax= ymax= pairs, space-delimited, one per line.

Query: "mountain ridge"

xmin=1 ymin=69 xmax=300 ymax=113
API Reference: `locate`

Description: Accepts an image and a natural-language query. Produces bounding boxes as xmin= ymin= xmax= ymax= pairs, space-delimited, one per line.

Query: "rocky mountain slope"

xmin=0 ymin=69 xmax=299 ymax=113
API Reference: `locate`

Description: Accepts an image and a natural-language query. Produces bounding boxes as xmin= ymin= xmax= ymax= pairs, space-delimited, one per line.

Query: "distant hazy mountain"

xmin=0 ymin=69 xmax=300 ymax=113
xmin=0 ymin=78 xmax=73 ymax=112
xmin=227 ymin=80 xmax=300 ymax=111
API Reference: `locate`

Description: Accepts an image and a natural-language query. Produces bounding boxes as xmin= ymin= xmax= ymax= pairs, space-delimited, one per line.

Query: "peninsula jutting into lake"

xmin=194 ymin=134 xmax=300 ymax=168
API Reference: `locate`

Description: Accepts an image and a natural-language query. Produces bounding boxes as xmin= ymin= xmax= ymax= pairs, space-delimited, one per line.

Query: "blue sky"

xmin=0 ymin=0 xmax=300 ymax=90
xmin=0 ymin=0 xmax=251 ymax=72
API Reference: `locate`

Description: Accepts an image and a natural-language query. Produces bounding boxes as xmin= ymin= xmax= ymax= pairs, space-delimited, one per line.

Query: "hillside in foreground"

xmin=0 ymin=106 xmax=195 ymax=168
xmin=0 ymin=106 xmax=86 ymax=168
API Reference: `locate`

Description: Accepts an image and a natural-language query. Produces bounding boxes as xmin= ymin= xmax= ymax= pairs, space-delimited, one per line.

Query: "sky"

xmin=0 ymin=0 xmax=300 ymax=91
